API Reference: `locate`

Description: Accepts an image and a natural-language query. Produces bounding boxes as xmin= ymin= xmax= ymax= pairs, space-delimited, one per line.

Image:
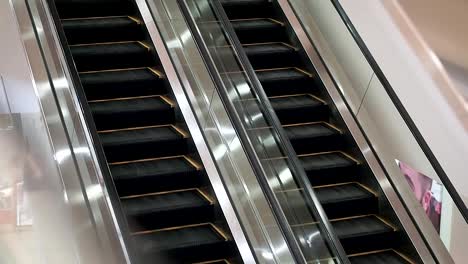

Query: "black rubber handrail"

xmin=177 ymin=0 xmax=351 ymax=263
xmin=329 ymin=0 xmax=468 ymax=223
xmin=38 ymin=0 xmax=138 ymax=261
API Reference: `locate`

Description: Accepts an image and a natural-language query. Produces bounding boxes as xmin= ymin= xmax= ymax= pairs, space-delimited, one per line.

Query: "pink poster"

xmin=397 ymin=160 xmax=442 ymax=232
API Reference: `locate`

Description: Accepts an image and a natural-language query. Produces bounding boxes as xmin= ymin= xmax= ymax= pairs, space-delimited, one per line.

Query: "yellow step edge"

xmin=120 ymin=187 xmax=214 ymax=206
xmin=131 ymin=222 xmax=229 ymax=242
xmin=97 ymin=124 xmax=172 ymax=134
xmin=108 ymin=154 xmax=185 ymax=166
xmin=183 ymin=156 xmax=203 ymax=171
xmin=298 ymin=150 xmax=361 ymax=165
xmin=87 ymin=94 xmax=163 ymax=103
xmin=160 ymin=95 xmax=176 ymax=108
xmin=61 ymin=15 xmax=128 ymax=21
xmin=276 ymin=181 xmax=378 ymax=197
xmin=193 ymin=259 xmax=230 ymax=264
xmin=127 ymin=16 xmax=142 ymax=24
xmin=69 ymin=40 xmax=140 ymax=47
xmin=348 ymin=248 xmax=414 ymax=264
xmin=283 ymin=121 xmax=343 ymax=134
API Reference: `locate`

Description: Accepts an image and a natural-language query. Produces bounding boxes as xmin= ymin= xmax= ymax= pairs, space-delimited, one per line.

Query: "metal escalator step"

xmin=134 ymin=223 xmax=234 ymax=262
xmin=270 ymin=94 xmax=328 ymax=124
xmin=350 ymin=249 xmax=413 ymax=264
xmin=231 ymin=18 xmax=287 ymax=43
xmin=62 ymin=16 xmax=143 ymax=45
xmin=299 ymin=151 xmax=359 ymax=185
xmin=285 ymin=122 xmax=343 ymax=153
xmin=70 ymin=42 xmax=153 ymax=71
xmin=221 ymin=0 xmax=273 ymax=20
xmin=80 ymin=67 xmax=166 ymax=100
xmin=333 ymin=215 xmax=397 ymax=254
xmin=89 ymin=95 xmax=174 ymax=130
xmin=54 ymin=0 xmax=132 ymax=19
xmin=99 ymin=125 xmax=188 ymax=162
xmin=258 ymin=67 xmax=316 ymax=96
xmin=122 ymin=188 xmax=214 ymax=231
xmin=110 ymin=155 xmax=202 ymax=196
xmin=244 ymin=42 xmax=299 ymax=68
xmin=315 ymin=182 xmax=378 ymax=218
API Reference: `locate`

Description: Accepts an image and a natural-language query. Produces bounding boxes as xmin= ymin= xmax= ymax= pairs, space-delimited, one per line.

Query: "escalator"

xmin=50 ymin=0 xmax=241 ymax=262
xmin=218 ymin=0 xmax=422 ymax=263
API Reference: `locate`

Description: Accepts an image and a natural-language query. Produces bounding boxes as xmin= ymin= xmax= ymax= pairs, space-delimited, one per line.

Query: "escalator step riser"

xmin=321 ymin=198 xmax=378 ymax=219
xmin=221 ymin=0 xmax=274 ymax=20
xmin=92 ymin=109 xmax=175 ymax=130
xmin=127 ymin=204 xmax=214 ymax=232
xmin=81 ymin=79 xmax=166 ymax=101
xmin=340 ymin=232 xmax=398 ymax=255
xmin=63 ymin=19 xmax=144 ymax=45
xmin=113 ymin=170 xmax=203 ymax=197
xmin=55 ymin=0 xmax=133 ymax=19
xmin=139 ymin=241 xmax=237 ymax=264
xmin=275 ymin=105 xmax=329 ymax=124
xmin=290 ymin=134 xmax=344 ymax=154
xmin=260 ymin=78 xmax=315 ymax=97
xmin=71 ymin=47 xmax=154 ymax=72
xmin=103 ymin=138 xmax=188 ymax=163
xmin=306 ymin=166 xmax=359 ymax=186
xmin=248 ymin=51 xmax=300 ymax=69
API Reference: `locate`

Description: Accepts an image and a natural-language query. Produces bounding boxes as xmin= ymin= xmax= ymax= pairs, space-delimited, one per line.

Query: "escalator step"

xmin=315 ymin=183 xmax=378 ymax=218
xmin=258 ymin=67 xmax=315 ymax=96
xmin=333 ymin=215 xmax=396 ymax=254
xmin=111 ymin=156 xmax=202 ymax=196
xmin=350 ymin=249 xmax=413 ymax=264
xmin=244 ymin=42 xmax=299 ymax=68
xmin=232 ymin=18 xmax=287 ymax=43
xmin=270 ymin=94 xmax=328 ymax=124
xmin=80 ymin=68 xmax=166 ymax=100
xmin=221 ymin=0 xmax=272 ymax=20
xmin=89 ymin=95 xmax=174 ymax=130
xmin=70 ymin=42 xmax=153 ymax=71
xmin=134 ymin=223 xmax=234 ymax=262
xmin=99 ymin=125 xmax=188 ymax=162
xmin=62 ymin=16 xmax=143 ymax=45
xmin=122 ymin=188 xmax=214 ymax=231
xmin=54 ymin=0 xmax=132 ymax=19
xmin=300 ymin=151 xmax=359 ymax=185
xmin=285 ymin=122 xmax=343 ymax=153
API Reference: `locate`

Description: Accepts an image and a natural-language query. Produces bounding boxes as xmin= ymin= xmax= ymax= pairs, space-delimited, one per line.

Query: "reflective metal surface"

xmin=138 ymin=0 xmax=292 ymax=262
xmin=5 ymin=0 xmax=130 ymax=263
xmin=277 ymin=0 xmax=441 ymax=263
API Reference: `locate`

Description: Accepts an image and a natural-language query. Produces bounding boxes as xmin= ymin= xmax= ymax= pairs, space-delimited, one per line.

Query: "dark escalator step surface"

xmin=122 ymin=188 xmax=214 ymax=231
xmin=71 ymin=42 xmax=153 ymax=71
xmin=350 ymin=250 xmax=413 ymax=264
xmin=285 ymin=122 xmax=343 ymax=153
xmin=315 ymin=183 xmax=378 ymax=218
xmin=80 ymin=68 xmax=166 ymax=100
xmin=258 ymin=67 xmax=315 ymax=96
xmin=99 ymin=125 xmax=188 ymax=162
xmin=110 ymin=155 xmax=202 ymax=196
xmin=135 ymin=223 xmax=234 ymax=262
xmin=221 ymin=0 xmax=273 ymax=20
xmin=62 ymin=16 xmax=143 ymax=45
xmin=333 ymin=215 xmax=396 ymax=253
xmin=231 ymin=18 xmax=287 ymax=43
xmin=244 ymin=43 xmax=299 ymax=68
xmin=270 ymin=94 xmax=328 ymax=124
xmin=300 ymin=151 xmax=359 ymax=185
xmin=54 ymin=0 xmax=133 ymax=19
xmin=89 ymin=95 xmax=174 ymax=130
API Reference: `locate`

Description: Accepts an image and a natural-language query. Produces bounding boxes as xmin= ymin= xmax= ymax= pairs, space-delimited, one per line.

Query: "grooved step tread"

xmin=299 ymin=152 xmax=357 ymax=171
xmin=62 ymin=16 xmax=139 ymax=29
xmin=99 ymin=125 xmax=184 ymax=148
xmin=315 ymin=183 xmax=375 ymax=205
xmin=257 ymin=68 xmax=311 ymax=82
xmin=350 ymin=250 xmax=413 ymax=264
xmin=135 ymin=224 xmax=227 ymax=253
xmin=244 ymin=43 xmax=296 ymax=56
xmin=122 ymin=189 xmax=211 ymax=217
xmin=231 ymin=18 xmax=283 ymax=30
xmin=285 ymin=122 xmax=340 ymax=141
xmin=89 ymin=96 xmax=172 ymax=116
xmin=110 ymin=156 xmax=198 ymax=182
xmin=270 ymin=94 xmax=324 ymax=111
xmin=333 ymin=215 xmax=395 ymax=239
